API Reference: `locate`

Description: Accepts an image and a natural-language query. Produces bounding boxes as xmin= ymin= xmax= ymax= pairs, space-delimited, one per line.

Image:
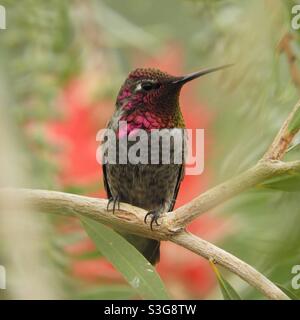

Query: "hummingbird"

xmin=102 ymin=65 xmax=230 ymax=265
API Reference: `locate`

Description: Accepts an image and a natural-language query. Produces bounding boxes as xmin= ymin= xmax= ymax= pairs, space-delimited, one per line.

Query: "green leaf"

xmin=287 ymin=141 xmax=300 ymax=153
xmin=288 ymin=104 xmax=300 ymax=134
xmin=79 ymin=216 xmax=169 ymax=300
xmin=76 ymin=250 xmax=103 ymax=260
xmin=210 ymin=261 xmax=242 ymax=300
xmin=219 ymin=277 xmax=242 ymax=300
xmin=75 ymin=285 xmax=136 ymax=300
xmin=259 ymin=173 xmax=300 ymax=192
xmin=275 ymin=283 xmax=299 ymax=300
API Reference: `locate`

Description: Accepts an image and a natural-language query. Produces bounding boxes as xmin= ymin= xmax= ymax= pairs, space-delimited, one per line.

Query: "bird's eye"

xmin=141 ymin=82 xmax=160 ymax=91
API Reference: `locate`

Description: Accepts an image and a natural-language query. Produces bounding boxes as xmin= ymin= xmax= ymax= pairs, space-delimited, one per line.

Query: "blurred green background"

xmin=0 ymin=0 xmax=300 ymax=300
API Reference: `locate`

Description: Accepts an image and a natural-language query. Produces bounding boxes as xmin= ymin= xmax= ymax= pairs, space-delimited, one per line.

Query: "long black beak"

xmin=172 ymin=64 xmax=233 ymax=85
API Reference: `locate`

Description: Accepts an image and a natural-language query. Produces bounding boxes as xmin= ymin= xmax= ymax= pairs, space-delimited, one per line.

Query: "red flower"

xmin=47 ymin=78 xmax=113 ymax=189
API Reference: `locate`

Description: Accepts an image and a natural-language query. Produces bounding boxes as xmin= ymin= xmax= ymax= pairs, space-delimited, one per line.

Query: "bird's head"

xmin=116 ymin=65 xmax=231 ymax=115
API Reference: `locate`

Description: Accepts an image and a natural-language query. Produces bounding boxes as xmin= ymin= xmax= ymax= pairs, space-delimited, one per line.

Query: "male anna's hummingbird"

xmin=103 ymin=65 xmax=229 ymax=265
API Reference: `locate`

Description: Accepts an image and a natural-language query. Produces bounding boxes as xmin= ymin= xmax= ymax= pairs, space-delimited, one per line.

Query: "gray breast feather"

xmin=104 ymin=129 xmax=186 ymax=211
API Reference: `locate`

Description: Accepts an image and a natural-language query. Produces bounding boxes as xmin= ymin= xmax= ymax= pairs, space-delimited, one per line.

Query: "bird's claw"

xmin=144 ymin=210 xmax=161 ymax=231
xmin=107 ymin=195 xmax=120 ymax=214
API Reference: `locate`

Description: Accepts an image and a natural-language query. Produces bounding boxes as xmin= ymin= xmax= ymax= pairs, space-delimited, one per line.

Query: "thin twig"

xmin=263 ymin=100 xmax=300 ymax=160
xmin=278 ymin=33 xmax=300 ymax=91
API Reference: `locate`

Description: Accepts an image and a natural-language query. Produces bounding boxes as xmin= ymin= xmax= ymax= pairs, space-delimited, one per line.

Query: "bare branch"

xmin=0 ymin=186 xmax=290 ymax=300
xmin=172 ymin=231 xmax=288 ymax=300
xmin=169 ymin=160 xmax=300 ymax=228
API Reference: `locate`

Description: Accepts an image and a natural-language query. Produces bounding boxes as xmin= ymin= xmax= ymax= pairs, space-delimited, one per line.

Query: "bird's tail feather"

xmin=120 ymin=232 xmax=160 ymax=265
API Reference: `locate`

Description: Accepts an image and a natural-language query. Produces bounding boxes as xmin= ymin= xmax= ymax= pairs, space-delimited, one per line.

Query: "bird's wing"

xmin=102 ymin=163 xmax=112 ymax=199
xmin=102 ymin=118 xmax=113 ymax=199
xmin=168 ymin=164 xmax=185 ymax=212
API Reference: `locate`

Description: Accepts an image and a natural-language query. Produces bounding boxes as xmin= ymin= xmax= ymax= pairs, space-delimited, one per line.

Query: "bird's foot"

xmin=144 ymin=210 xmax=161 ymax=231
xmin=106 ymin=195 xmax=120 ymax=214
